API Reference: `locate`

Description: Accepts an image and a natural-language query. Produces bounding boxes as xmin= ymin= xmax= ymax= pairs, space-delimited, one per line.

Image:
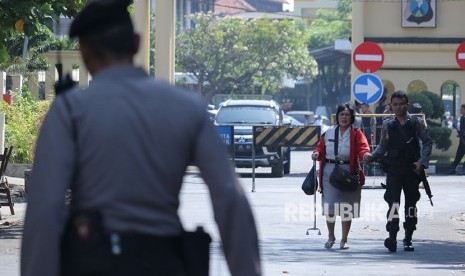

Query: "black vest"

xmin=384 ymin=118 xmax=420 ymax=167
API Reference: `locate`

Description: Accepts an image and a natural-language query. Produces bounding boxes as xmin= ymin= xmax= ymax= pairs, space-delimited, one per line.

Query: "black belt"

xmin=325 ymin=159 xmax=349 ymax=164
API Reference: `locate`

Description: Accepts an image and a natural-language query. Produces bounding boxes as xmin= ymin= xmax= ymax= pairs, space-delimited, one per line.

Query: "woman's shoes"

xmin=325 ymin=239 xmax=350 ymax=249
xmin=340 ymin=241 xmax=349 ymax=249
xmin=324 ymin=239 xmax=336 ymax=249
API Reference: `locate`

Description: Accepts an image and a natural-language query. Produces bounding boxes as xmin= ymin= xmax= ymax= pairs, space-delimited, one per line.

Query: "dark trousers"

xmin=451 ymin=141 xmax=465 ymax=169
xmin=384 ymin=168 xmax=421 ymax=236
xmin=62 ymin=233 xmax=185 ymax=276
xmin=60 ymin=211 xmax=195 ymax=276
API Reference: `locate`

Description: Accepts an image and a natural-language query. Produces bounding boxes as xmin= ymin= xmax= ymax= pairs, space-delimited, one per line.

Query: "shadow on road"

xmin=259 ymin=237 xmax=465 ymax=271
xmin=0 ymin=220 xmax=23 ymax=240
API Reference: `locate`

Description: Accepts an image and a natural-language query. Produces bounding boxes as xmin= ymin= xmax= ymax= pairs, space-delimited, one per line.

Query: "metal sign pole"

xmin=252 ymin=129 xmax=256 ymax=192
xmin=231 ymin=126 xmax=235 ymax=165
xmin=306 ymin=160 xmax=321 ymax=235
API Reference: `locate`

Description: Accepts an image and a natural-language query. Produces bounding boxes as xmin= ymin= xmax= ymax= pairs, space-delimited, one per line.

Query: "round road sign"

xmin=456 ymin=41 xmax=465 ymax=70
xmin=353 ymin=42 xmax=384 ymax=73
xmin=352 ymin=73 xmax=384 ymax=105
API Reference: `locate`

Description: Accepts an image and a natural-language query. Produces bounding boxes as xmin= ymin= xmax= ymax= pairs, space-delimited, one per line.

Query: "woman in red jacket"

xmin=312 ymin=103 xmax=371 ymax=250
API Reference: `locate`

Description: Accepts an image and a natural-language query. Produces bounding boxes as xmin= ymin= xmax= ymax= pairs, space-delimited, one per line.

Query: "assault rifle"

xmin=418 ymin=169 xmax=433 ymax=206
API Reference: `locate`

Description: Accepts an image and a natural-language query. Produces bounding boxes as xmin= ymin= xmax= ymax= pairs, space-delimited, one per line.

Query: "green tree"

xmin=421 ymin=91 xmax=445 ymax=119
xmin=307 ymin=1 xmax=351 ymax=51
xmin=307 ymin=0 xmax=352 ymax=108
xmin=408 ymin=92 xmax=433 ymax=118
xmin=0 ymin=0 xmax=88 ymax=63
xmin=1 ymin=24 xmax=78 ymax=75
xmin=175 ymin=12 xmax=317 ymax=102
xmin=0 ymin=89 xmax=52 ymax=163
xmin=408 ymin=91 xmax=452 ymax=151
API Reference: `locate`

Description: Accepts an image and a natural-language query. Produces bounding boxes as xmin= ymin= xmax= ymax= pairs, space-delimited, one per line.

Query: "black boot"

xmin=384 ymin=232 xmax=397 ymax=252
xmin=403 ymin=230 xmax=414 ymax=251
xmin=403 ymin=239 xmax=414 ymax=251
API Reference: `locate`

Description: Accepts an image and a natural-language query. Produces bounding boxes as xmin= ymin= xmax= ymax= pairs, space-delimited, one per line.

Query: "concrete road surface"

xmin=1 ymin=151 xmax=464 ymax=275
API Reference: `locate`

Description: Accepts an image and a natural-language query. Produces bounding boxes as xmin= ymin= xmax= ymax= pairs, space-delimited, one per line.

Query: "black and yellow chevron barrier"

xmin=253 ymin=126 xmax=321 ymax=148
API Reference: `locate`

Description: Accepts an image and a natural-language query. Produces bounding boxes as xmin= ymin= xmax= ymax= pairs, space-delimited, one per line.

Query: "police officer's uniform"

xmin=450 ymin=113 xmax=465 ymax=172
xmin=371 ymin=114 xmax=432 ymax=251
xmin=20 ymin=1 xmax=261 ymax=276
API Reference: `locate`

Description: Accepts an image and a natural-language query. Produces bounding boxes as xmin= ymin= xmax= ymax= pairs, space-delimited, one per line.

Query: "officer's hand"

xmin=311 ymin=152 xmax=319 ymax=161
xmin=363 ymin=152 xmax=373 ymax=164
xmin=413 ymin=162 xmax=423 ymax=174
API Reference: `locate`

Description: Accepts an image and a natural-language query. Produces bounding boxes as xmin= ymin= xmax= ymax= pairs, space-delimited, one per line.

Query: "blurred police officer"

xmin=447 ymin=104 xmax=465 ymax=174
xmin=21 ymin=1 xmax=261 ymax=275
xmin=364 ymin=91 xmax=432 ymax=252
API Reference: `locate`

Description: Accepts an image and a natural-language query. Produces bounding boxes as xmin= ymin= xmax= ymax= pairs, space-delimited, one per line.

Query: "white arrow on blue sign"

xmin=352 ymin=73 xmax=384 ymax=105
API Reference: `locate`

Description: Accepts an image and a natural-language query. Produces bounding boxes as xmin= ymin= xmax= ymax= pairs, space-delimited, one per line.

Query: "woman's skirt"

xmin=321 ymin=163 xmax=361 ymax=221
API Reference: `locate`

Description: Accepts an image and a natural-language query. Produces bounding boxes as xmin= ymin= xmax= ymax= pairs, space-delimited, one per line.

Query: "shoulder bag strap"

xmin=353 ymin=129 xmax=359 ymax=173
xmin=333 ymin=126 xmax=339 ymax=159
xmin=334 ymin=126 xmax=359 ymax=173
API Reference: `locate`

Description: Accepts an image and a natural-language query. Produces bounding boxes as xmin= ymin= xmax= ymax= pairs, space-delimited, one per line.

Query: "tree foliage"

xmin=421 ymin=91 xmax=445 ymax=119
xmin=0 ymin=0 xmax=87 ymax=63
xmin=1 ymin=24 xmax=78 ymax=75
xmin=408 ymin=92 xmax=433 ymax=118
xmin=306 ymin=0 xmax=352 ymax=109
xmin=0 ymin=89 xmax=52 ymax=163
xmin=408 ymin=91 xmax=451 ymax=151
xmin=429 ymin=125 xmax=452 ymax=151
xmin=307 ymin=0 xmax=352 ymax=51
xmin=175 ymin=12 xmax=317 ymax=102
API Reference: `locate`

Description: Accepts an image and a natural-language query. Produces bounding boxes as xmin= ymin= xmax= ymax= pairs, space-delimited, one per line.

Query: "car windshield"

xmin=216 ymin=106 xmax=277 ymax=124
xmin=287 ymin=114 xmax=314 ymax=124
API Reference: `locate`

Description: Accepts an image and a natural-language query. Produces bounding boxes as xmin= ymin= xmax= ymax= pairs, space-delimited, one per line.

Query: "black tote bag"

xmin=302 ymin=164 xmax=318 ymax=195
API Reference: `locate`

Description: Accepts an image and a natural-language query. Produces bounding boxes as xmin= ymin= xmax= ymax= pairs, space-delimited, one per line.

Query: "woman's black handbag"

xmin=302 ymin=162 xmax=318 ymax=195
xmin=329 ymin=127 xmax=360 ymax=192
xmin=329 ymin=163 xmax=359 ymax=192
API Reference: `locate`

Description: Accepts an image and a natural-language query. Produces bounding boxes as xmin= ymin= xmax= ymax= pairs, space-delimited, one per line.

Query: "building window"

xmin=441 ymin=81 xmax=461 ymax=120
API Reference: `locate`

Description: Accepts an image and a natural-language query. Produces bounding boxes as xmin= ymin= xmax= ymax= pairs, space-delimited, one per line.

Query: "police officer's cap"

xmin=69 ymin=0 xmax=134 ymax=38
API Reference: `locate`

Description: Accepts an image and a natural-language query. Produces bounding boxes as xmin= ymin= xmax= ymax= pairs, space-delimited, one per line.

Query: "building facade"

xmin=352 ymin=1 xmax=465 ymax=157
xmin=292 ymin=0 xmax=337 ymax=24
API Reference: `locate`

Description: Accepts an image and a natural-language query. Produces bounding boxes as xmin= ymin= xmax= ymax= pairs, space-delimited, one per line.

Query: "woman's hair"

xmin=335 ymin=104 xmax=355 ymax=125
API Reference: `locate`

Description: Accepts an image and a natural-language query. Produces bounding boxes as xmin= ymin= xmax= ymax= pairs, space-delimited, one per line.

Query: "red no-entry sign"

xmin=456 ymin=41 xmax=465 ymax=70
xmin=353 ymin=42 xmax=384 ymax=73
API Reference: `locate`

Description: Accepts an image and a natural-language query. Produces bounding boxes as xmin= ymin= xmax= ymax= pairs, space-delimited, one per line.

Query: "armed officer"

xmin=364 ymin=91 xmax=432 ymax=252
xmin=21 ymin=1 xmax=261 ymax=276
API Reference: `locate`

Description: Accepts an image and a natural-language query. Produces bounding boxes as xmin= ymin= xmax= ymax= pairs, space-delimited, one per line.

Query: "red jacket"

xmin=313 ymin=127 xmax=370 ymax=192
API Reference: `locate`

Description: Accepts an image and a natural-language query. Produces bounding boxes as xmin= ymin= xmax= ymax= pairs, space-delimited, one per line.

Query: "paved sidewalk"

xmin=1 ymin=173 xmax=464 ymax=276
xmin=0 ymin=177 xmax=26 ymax=276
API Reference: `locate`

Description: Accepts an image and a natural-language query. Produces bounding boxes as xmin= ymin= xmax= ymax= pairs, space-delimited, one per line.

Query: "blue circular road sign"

xmin=352 ymin=73 xmax=384 ymax=105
